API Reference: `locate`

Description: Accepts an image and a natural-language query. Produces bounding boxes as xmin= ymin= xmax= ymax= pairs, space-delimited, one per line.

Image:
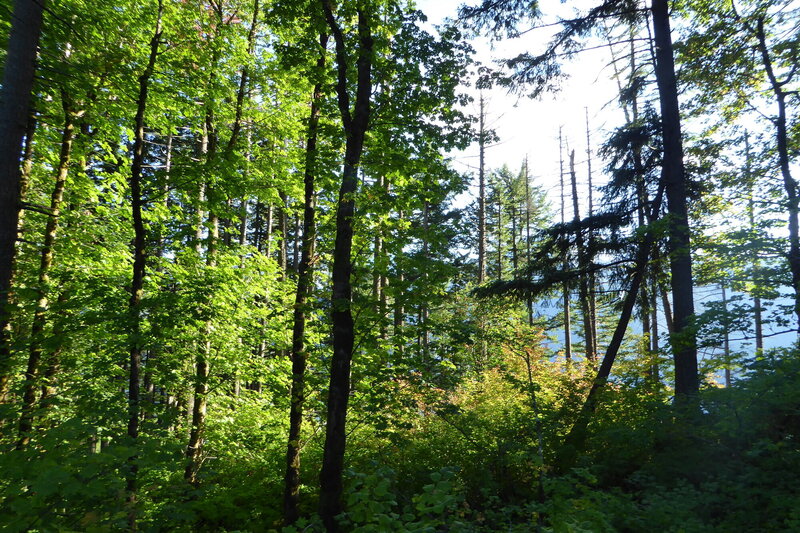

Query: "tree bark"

xmin=283 ymin=32 xmax=327 ymax=526
xmin=0 ymin=0 xmax=47 ymax=403
xmin=559 ymin=130 xmax=572 ymax=364
xmin=478 ymin=94 xmax=487 ymax=284
xmin=126 ymin=2 xmax=163 ymax=527
xmin=524 ymin=158 xmax=534 ymax=327
xmin=319 ymin=2 xmax=373 ymax=530
xmin=652 ymin=0 xmax=698 ymax=398
xmin=17 ymin=94 xmax=74 ymax=449
xmin=570 ymin=150 xmax=595 ymax=363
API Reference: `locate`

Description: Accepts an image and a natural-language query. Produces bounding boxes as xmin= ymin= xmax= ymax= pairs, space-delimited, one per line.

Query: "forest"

xmin=0 ymin=0 xmax=799 ymax=530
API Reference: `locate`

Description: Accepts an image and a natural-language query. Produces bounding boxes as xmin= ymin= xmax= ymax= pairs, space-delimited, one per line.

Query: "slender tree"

xmin=17 ymin=93 xmax=75 ymax=449
xmin=283 ymin=31 xmax=328 ymax=525
xmin=318 ymin=1 xmax=374 ymax=528
xmin=126 ymin=0 xmax=163 ymax=525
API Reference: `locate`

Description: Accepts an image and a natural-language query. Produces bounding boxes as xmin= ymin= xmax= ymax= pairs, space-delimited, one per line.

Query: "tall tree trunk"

xmin=745 ymin=132 xmax=764 ymax=352
xmin=283 ymin=32 xmax=327 ymax=526
xmin=421 ymin=201 xmax=430 ymax=358
xmin=0 ymin=0 xmax=47 ymax=403
xmin=185 ymin=214 xmax=217 ymax=485
xmin=652 ymin=0 xmax=698 ymax=398
xmin=510 ymin=199 xmax=518 ymax=272
xmin=394 ymin=209 xmax=405 ymax=356
xmin=478 ymin=94 xmax=487 ymax=284
xmin=722 ymin=283 xmax=731 ymax=387
xmin=126 ymin=2 xmax=163 ymax=527
xmin=559 ymin=130 xmax=572 ymax=364
xmin=319 ymin=3 xmax=373 ymax=530
xmin=570 ymin=150 xmax=595 ymax=363
xmin=17 ymin=94 xmax=74 ymax=449
xmin=185 ymin=94 xmax=220 ymax=485
xmin=584 ymin=108 xmax=598 ymax=355
xmin=524 ymin=158 xmax=534 ymax=327
xmin=495 ymin=188 xmax=502 ymax=279
xmin=754 ymin=16 xmax=800 ymax=335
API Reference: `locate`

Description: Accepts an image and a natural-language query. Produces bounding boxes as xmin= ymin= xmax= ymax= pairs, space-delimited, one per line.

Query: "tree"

xmin=318 ymin=1 xmax=374 ymax=528
xmin=0 ymin=0 xmax=48 ymax=401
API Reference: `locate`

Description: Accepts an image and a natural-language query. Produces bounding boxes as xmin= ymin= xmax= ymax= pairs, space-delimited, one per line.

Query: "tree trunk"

xmin=570 ymin=150 xmax=595 ymax=363
xmin=478 ymin=94 xmax=487 ymax=284
xmin=559 ymin=130 xmax=572 ymax=364
xmin=524 ymin=158 xmax=534 ymax=327
xmin=319 ymin=3 xmax=373 ymax=530
xmin=652 ymin=0 xmax=698 ymax=398
xmin=745 ymin=132 xmax=764 ymax=352
xmin=0 ymin=0 xmax=47 ymax=403
xmin=17 ymin=95 xmax=74 ymax=449
xmin=754 ymin=16 xmax=800 ymax=335
xmin=283 ymin=32 xmax=327 ymax=526
xmin=126 ymin=3 xmax=163 ymax=527
xmin=722 ymin=283 xmax=731 ymax=387
xmin=584 ymin=108 xmax=598 ymax=355
xmin=186 ymin=92 xmax=220 ymax=485
xmin=495 ymin=187 xmax=503 ymax=279
xmin=394 ymin=209 xmax=405 ymax=356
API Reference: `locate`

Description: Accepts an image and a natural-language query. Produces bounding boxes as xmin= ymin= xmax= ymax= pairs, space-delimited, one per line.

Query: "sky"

xmin=413 ymin=0 xmax=798 ymax=367
xmin=415 ymin=0 xmax=624 ymax=215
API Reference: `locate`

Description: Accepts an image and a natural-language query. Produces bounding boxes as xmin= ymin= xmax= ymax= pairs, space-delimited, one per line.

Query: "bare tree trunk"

xmin=745 ymin=132 xmax=764 ymax=352
xmin=495 ymin=186 xmax=503 ymax=279
xmin=17 ymin=95 xmax=75 ymax=449
xmin=126 ymin=3 xmax=163 ymax=527
xmin=570 ymin=150 xmax=595 ymax=363
xmin=319 ymin=3 xmax=373 ymax=529
xmin=283 ymin=32 xmax=327 ymax=525
xmin=559 ymin=130 xmax=572 ymax=365
xmin=585 ymin=108 xmax=598 ymax=355
xmin=0 ymin=0 xmax=47 ymax=403
xmin=478 ymin=94 xmax=487 ymax=284
xmin=524 ymin=158 xmax=534 ymax=327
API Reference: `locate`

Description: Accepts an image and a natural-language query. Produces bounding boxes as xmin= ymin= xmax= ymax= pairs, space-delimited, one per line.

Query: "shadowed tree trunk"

xmin=0 ymin=0 xmax=47 ymax=403
xmin=652 ymin=0 xmax=698 ymax=399
xmin=126 ymin=2 xmax=163 ymax=527
xmin=283 ymin=32 xmax=327 ymax=526
xmin=319 ymin=1 xmax=373 ymax=530
xmin=17 ymin=94 xmax=75 ymax=449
